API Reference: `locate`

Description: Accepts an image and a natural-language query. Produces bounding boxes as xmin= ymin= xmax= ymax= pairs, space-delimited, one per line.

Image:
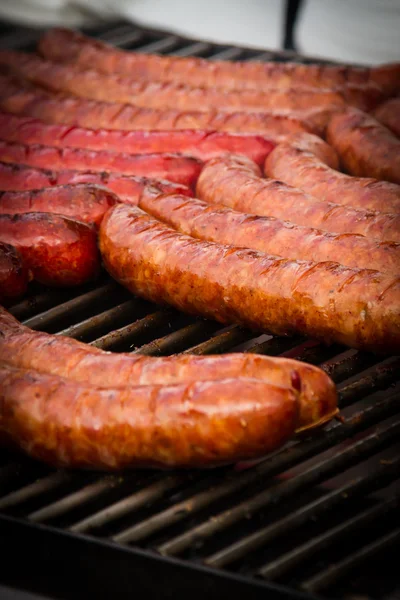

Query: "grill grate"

xmin=0 ymin=19 xmax=399 ymax=600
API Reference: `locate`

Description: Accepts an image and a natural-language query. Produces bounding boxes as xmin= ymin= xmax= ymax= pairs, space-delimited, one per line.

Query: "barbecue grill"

xmin=0 ymin=18 xmax=399 ymax=600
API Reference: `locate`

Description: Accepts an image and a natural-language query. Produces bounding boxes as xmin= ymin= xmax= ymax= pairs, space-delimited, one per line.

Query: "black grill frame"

xmin=0 ymin=18 xmax=399 ymax=600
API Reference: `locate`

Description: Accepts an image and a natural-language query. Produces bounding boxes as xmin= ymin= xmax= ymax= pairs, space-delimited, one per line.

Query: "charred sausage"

xmin=0 ymin=242 xmax=30 ymax=304
xmin=0 ymin=112 xmax=274 ymax=166
xmin=196 ymin=155 xmax=400 ymax=243
xmin=0 ymin=364 xmax=299 ymax=469
xmin=38 ymin=28 xmax=400 ymax=97
xmin=0 ymin=212 xmax=100 ymax=287
xmin=0 ymin=306 xmax=338 ymax=432
xmin=0 ymin=184 xmax=118 ymax=228
xmin=0 ymin=161 xmax=192 ymax=204
xmin=99 ymin=203 xmax=400 ymax=353
xmin=326 ymin=108 xmax=400 ymax=185
xmin=264 ymin=132 xmax=400 ymax=213
xmin=138 ymin=186 xmax=400 ymax=275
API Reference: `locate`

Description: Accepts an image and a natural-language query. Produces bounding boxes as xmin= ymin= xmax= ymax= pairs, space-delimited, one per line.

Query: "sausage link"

xmin=0 ymin=306 xmax=338 ymax=432
xmin=0 ymin=212 xmax=100 ymax=287
xmin=196 ymin=155 xmax=400 ymax=243
xmin=0 ymin=242 xmax=29 ymax=304
xmin=138 ymin=186 xmax=400 ymax=275
xmin=0 ymin=161 xmax=192 ymax=204
xmin=0 ymin=74 xmax=324 ymax=141
xmin=0 ymin=140 xmax=202 ymax=188
xmin=373 ymin=97 xmax=400 ymax=138
xmin=326 ymin=108 xmax=400 ymax=185
xmin=38 ymin=28 xmax=400 ymax=97
xmin=0 ymin=112 xmax=274 ymax=167
xmin=0 ymin=49 xmax=371 ymax=113
xmin=264 ymin=132 xmax=400 ymax=213
xmin=0 ymin=364 xmax=299 ymax=469
xmin=99 ymin=204 xmax=400 ymax=353
xmin=0 ymin=184 xmax=118 ymax=227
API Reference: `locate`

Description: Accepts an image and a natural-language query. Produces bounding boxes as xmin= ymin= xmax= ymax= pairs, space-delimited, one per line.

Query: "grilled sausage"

xmin=373 ymin=97 xmax=400 ymax=138
xmin=0 ymin=112 xmax=275 ymax=166
xmin=0 ymin=140 xmax=202 ymax=188
xmin=138 ymin=186 xmax=400 ymax=275
xmin=0 ymin=212 xmax=100 ymax=287
xmin=264 ymin=132 xmax=400 ymax=213
xmin=0 ymin=49 xmax=376 ymax=113
xmin=0 ymin=306 xmax=338 ymax=432
xmin=0 ymin=242 xmax=30 ymax=304
xmin=0 ymin=74 xmax=325 ymax=141
xmin=38 ymin=28 xmax=400 ymax=97
xmin=0 ymin=184 xmax=118 ymax=228
xmin=326 ymin=108 xmax=400 ymax=185
xmin=99 ymin=204 xmax=400 ymax=354
xmin=0 ymin=364 xmax=299 ymax=469
xmin=196 ymin=155 xmax=400 ymax=243
xmin=0 ymin=161 xmax=192 ymax=204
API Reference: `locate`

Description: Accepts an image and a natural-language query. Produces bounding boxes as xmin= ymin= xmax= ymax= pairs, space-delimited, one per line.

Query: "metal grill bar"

xmin=182 ymin=326 xmax=255 ymax=355
xmin=301 ymin=527 xmax=400 ymax=593
xmin=152 ymin=409 xmax=399 ymax=555
xmin=27 ymin=478 xmax=120 ymax=523
xmin=57 ymin=299 xmax=144 ymax=340
xmin=22 ymin=282 xmax=120 ymax=330
xmin=70 ymin=475 xmax=185 ymax=533
xmin=0 ymin=472 xmax=71 ymax=511
xmin=204 ymin=458 xmax=400 ymax=568
xmin=91 ymin=308 xmax=175 ymax=350
xmin=259 ymin=491 xmax=400 ymax=580
xmin=135 ymin=320 xmax=220 ymax=356
xmin=107 ymin=392 xmax=398 ymax=547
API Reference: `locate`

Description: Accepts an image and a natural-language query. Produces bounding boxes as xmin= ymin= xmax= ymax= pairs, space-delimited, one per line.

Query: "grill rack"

xmin=0 ymin=19 xmax=399 ymax=600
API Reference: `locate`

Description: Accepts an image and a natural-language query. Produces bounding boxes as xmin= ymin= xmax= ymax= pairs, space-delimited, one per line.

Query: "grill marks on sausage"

xmin=0 ymin=112 xmax=274 ymax=166
xmin=0 ymin=161 xmax=191 ymax=203
xmin=196 ymin=155 xmax=400 ymax=243
xmin=99 ymin=204 xmax=400 ymax=353
xmin=265 ymin=131 xmax=400 ymax=211
xmin=0 ymin=307 xmax=338 ymax=434
xmin=0 ymin=73 xmax=321 ymax=140
xmin=38 ymin=28 xmax=400 ymax=97
xmin=327 ymin=108 xmax=400 ymax=185
xmin=137 ymin=187 xmax=400 ymax=275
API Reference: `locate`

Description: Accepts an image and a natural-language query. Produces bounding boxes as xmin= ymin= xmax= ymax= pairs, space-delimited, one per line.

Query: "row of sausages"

xmin=0 ymin=27 xmax=399 ymax=470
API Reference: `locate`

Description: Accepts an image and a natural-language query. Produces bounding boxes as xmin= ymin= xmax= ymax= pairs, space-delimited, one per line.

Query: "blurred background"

xmin=0 ymin=0 xmax=399 ymax=64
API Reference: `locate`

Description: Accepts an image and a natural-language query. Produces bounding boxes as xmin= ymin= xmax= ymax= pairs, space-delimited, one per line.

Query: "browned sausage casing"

xmin=0 ymin=49 xmax=380 ymax=113
xmin=38 ymin=28 xmax=400 ymax=97
xmin=0 ymin=212 xmax=100 ymax=287
xmin=373 ymin=97 xmax=400 ymax=138
xmin=138 ymin=186 xmax=400 ymax=275
xmin=0 ymin=139 xmax=203 ymax=188
xmin=0 ymin=112 xmax=275 ymax=167
xmin=0 ymin=74 xmax=327 ymax=141
xmin=326 ymin=108 xmax=400 ymax=185
xmin=0 ymin=364 xmax=298 ymax=469
xmin=0 ymin=184 xmax=118 ymax=227
xmin=264 ymin=132 xmax=400 ymax=213
xmin=0 ymin=160 xmax=191 ymax=204
xmin=0 ymin=306 xmax=338 ymax=432
xmin=99 ymin=204 xmax=400 ymax=353
xmin=196 ymin=155 xmax=400 ymax=243
xmin=0 ymin=242 xmax=30 ymax=304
